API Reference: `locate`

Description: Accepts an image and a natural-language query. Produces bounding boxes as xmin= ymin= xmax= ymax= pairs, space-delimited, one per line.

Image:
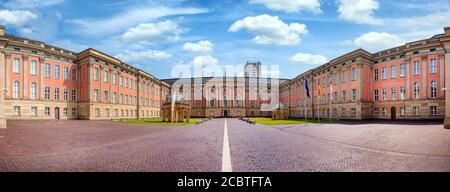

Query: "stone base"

xmin=0 ymin=118 xmax=6 ymax=128
xmin=444 ymin=117 xmax=450 ymax=129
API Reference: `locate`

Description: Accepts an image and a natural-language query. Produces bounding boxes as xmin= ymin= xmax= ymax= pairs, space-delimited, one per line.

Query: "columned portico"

xmin=0 ymin=26 xmax=7 ymax=128
xmin=442 ymin=27 xmax=450 ymax=129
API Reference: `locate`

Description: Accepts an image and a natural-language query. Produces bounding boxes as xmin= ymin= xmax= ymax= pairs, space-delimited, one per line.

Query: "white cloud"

xmin=353 ymin=32 xmax=403 ymax=52
xmin=19 ymin=27 xmax=34 ymax=34
xmin=290 ymin=53 xmax=328 ymax=65
xmin=68 ymin=6 xmax=207 ymax=36
xmin=337 ymin=0 xmax=383 ymax=25
xmin=0 ymin=10 xmax=37 ymax=26
xmin=229 ymin=14 xmax=308 ymax=45
xmin=3 ymin=0 xmax=65 ymax=9
xmin=115 ymin=50 xmax=172 ymax=62
xmin=193 ymin=55 xmax=223 ymax=77
xmin=249 ymin=0 xmax=321 ymax=14
xmin=121 ymin=20 xmax=185 ymax=45
xmin=182 ymin=40 xmax=214 ymax=54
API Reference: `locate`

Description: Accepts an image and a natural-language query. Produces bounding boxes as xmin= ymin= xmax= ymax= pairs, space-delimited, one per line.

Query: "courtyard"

xmin=0 ymin=119 xmax=449 ymax=172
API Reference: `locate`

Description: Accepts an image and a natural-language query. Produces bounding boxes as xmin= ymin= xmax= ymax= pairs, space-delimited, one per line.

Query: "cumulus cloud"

xmin=121 ymin=20 xmax=185 ymax=45
xmin=249 ymin=0 xmax=321 ymax=14
xmin=115 ymin=50 xmax=172 ymax=62
xmin=182 ymin=40 xmax=214 ymax=54
xmin=193 ymin=55 xmax=224 ymax=77
xmin=229 ymin=14 xmax=308 ymax=46
xmin=290 ymin=53 xmax=328 ymax=65
xmin=353 ymin=32 xmax=403 ymax=52
xmin=337 ymin=0 xmax=383 ymax=25
xmin=0 ymin=10 xmax=37 ymax=26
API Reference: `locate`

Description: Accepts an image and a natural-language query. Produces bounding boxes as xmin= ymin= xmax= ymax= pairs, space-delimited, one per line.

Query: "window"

xmin=390 ymin=65 xmax=396 ymax=79
xmin=125 ymin=78 xmax=128 ymax=88
xmin=113 ymin=92 xmax=117 ymax=103
xmin=113 ymin=74 xmax=117 ymax=84
xmin=430 ymin=58 xmax=437 ymax=74
xmin=104 ymin=71 xmax=109 ymax=83
xmin=72 ymin=69 xmax=77 ymax=81
xmin=54 ymin=65 xmax=60 ymax=79
xmin=13 ymin=81 xmax=20 ymax=98
xmin=400 ymin=107 xmax=405 ymax=116
xmin=342 ymin=71 xmax=346 ymax=83
xmin=351 ymin=108 xmax=356 ymax=117
xmin=430 ymin=81 xmax=437 ymax=98
xmin=382 ymin=108 xmax=387 ymax=116
xmin=45 ymin=87 xmax=50 ymax=100
xmin=95 ymin=108 xmax=100 ymax=117
xmin=63 ymin=89 xmax=68 ymax=101
xmin=119 ymin=76 xmax=123 ymax=86
xmin=352 ymin=89 xmax=356 ymax=101
xmin=72 ymin=108 xmax=77 ymax=116
xmin=400 ymin=87 xmax=406 ymax=100
xmin=30 ymin=82 xmax=37 ymax=99
xmin=114 ymin=109 xmax=118 ymax=117
xmin=31 ymin=107 xmax=37 ymax=116
xmin=391 ymin=87 xmax=396 ymax=100
xmin=342 ymin=91 xmax=346 ymax=102
xmin=94 ymin=89 xmax=99 ymax=102
xmin=414 ymin=82 xmax=420 ymax=99
xmin=45 ymin=107 xmax=50 ymax=116
xmin=382 ymin=88 xmax=387 ymax=101
xmin=210 ymin=97 xmax=216 ymax=107
xmin=105 ymin=109 xmax=110 ymax=117
xmin=430 ymin=106 xmax=437 ymax=116
xmin=120 ymin=94 xmax=123 ymax=104
xmin=400 ymin=64 xmax=406 ymax=77
xmin=125 ymin=95 xmax=129 ymax=105
xmin=374 ymin=108 xmax=379 ymax=115
xmin=413 ymin=61 xmax=420 ymax=75
xmin=374 ymin=89 xmax=379 ymax=101
xmin=413 ymin=107 xmax=419 ymax=116
xmin=374 ymin=69 xmax=378 ymax=81
xmin=14 ymin=106 xmax=21 ymax=116
xmin=382 ymin=67 xmax=387 ymax=80
xmin=71 ymin=90 xmax=77 ymax=101
xmin=63 ymin=108 xmax=68 ymax=116
xmin=54 ymin=88 xmax=60 ymax=100
xmin=13 ymin=58 xmax=20 ymax=73
xmin=45 ymin=63 xmax=51 ymax=77
xmin=104 ymin=91 xmax=109 ymax=102
xmin=341 ymin=108 xmax=346 ymax=117
xmin=30 ymin=60 xmax=37 ymax=75
xmin=64 ymin=67 xmax=69 ymax=80
xmin=94 ymin=68 xmax=99 ymax=81
xmin=351 ymin=68 xmax=356 ymax=80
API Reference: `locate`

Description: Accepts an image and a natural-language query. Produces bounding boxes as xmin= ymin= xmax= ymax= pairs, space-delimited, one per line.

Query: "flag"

xmin=305 ymin=78 xmax=310 ymax=98
xmin=329 ymin=79 xmax=333 ymax=101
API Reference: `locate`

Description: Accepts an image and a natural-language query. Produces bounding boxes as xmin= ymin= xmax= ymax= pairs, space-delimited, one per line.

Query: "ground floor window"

xmin=430 ymin=106 xmax=437 ymax=116
xmin=351 ymin=108 xmax=356 ymax=117
xmin=114 ymin=109 xmax=118 ymax=117
xmin=374 ymin=108 xmax=379 ymax=115
xmin=72 ymin=108 xmax=77 ymax=116
xmin=126 ymin=110 xmax=129 ymax=117
xmin=14 ymin=106 xmax=21 ymax=116
xmin=95 ymin=108 xmax=100 ymax=117
xmin=341 ymin=108 xmax=346 ymax=117
xmin=31 ymin=107 xmax=37 ymax=116
xmin=400 ymin=107 xmax=405 ymax=117
xmin=413 ymin=107 xmax=420 ymax=116
xmin=121 ymin=109 xmax=124 ymax=117
xmin=105 ymin=109 xmax=110 ymax=117
xmin=382 ymin=108 xmax=387 ymax=116
xmin=45 ymin=107 xmax=50 ymax=116
xmin=63 ymin=108 xmax=68 ymax=116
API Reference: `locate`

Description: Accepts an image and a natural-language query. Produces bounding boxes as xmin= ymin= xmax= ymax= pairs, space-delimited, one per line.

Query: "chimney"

xmin=0 ymin=25 xmax=5 ymax=36
xmin=445 ymin=26 xmax=450 ymax=36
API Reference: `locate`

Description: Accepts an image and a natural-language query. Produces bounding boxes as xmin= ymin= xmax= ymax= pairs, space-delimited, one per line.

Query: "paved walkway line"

xmin=221 ymin=118 xmax=232 ymax=172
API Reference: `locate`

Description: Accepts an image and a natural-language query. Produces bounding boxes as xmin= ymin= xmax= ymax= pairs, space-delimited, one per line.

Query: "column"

xmin=440 ymin=54 xmax=445 ymax=96
xmin=358 ymin=64 xmax=363 ymax=101
xmin=88 ymin=63 xmax=92 ymax=101
xmin=39 ymin=57 xmax=45 ymax=100
xmin=422 ymin=56 xmax=427 ymax=98
xmin=442 ymin=26 xmax=450 ymax=129
xmin=5 ymin=53 xmax=10 ymax=98
xmin=23 ymin=54 xmax=28 ymax=98
xmin=405 ymin=58 xmax=411 ymax=99
xmin=99 ymin=65 xmax=103 ymax=103
xmin=0 ymin=49 xmax=6 ymax=128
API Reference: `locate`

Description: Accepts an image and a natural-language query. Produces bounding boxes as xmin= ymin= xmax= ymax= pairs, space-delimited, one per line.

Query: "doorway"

xmin=391 ymin=107 xmax=396 ymax=120
xmin=55 ymin=107 xmax=60 ymax=120
xmin=222 ymin=110 xmax=229 ymax=118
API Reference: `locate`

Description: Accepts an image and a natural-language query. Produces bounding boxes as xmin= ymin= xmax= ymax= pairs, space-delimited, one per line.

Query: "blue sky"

xmin=1 ymin=0 xmax=450 ymax=79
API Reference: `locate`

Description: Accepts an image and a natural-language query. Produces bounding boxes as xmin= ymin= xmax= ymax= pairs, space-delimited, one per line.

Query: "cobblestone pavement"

xmin=0 ymin=120 xmax=223 ymax=171
xmin=227 ymin=119 xmax=450 ymax=172
xmin=1 ymin=119 xmax=449 ymax=172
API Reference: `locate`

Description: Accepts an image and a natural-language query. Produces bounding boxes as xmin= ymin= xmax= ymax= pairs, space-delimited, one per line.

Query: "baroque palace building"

xmin=0 ymin=25 xmax=170 ymax=128
xmin=1 ymin=25 xmax=450 ymax=128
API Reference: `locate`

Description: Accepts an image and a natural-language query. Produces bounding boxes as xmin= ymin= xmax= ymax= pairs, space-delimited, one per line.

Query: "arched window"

xmin=210 ymin=97 xmax=215 ymax=107
xmin=30 ymin=82 xmax=37 ymax=99
xmin=414 ymin=82 xmax=420 ymax=99
xmin=430 ymin=81 xmax=437 ymax=98
xmin=13 ymin=81 xmax=20 ymax=98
